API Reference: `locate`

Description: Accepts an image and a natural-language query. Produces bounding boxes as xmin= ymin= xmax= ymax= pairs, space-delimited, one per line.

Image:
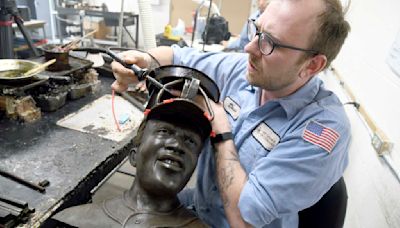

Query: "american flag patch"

xmin=302 ymin=120 xmax=340 ymax=153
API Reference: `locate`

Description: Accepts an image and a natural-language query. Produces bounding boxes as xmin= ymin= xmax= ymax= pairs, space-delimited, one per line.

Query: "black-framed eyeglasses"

xmin=247 ymin=19 xmax=319 ymax=56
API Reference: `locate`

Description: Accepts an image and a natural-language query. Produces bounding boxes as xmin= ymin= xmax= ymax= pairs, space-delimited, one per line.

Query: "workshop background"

xmin=1 ymin=0 xmax=400 ymax=227
xmin=93 ymin=1 xmax=400 ymax=226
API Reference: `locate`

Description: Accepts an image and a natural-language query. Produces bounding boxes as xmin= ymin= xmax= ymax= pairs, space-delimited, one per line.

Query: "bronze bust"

xmin=53 ymin=99 xmax=211 ymax=227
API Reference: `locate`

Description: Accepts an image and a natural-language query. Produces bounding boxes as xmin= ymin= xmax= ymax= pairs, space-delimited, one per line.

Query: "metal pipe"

xmin=117 ymin=0 xmax=124 ymax=46
xmin=0 ymin=169 xmax=46 ymax=193
xmin=137 ymin=0 xmax=156 ymax=50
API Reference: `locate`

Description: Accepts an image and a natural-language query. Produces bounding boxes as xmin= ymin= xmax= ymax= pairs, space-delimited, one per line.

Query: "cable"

xmin=107 ymin=47 xmax=161 ymax=68
xmin=112 ymin=89 xmax=121 ymax=132
xmin=202 ymin=0 xmax=213 ymax=52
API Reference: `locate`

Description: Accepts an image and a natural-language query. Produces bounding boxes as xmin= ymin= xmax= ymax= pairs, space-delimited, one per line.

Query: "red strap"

xmin=0 ymin=20 xmax=13 ymax=27
xmin=162 ymin=99 xmax=174 ymax=104
xmin=210 ymin=131 xmax=216 ymax=138
xmin=203 ymin=112 xmax=212 ymax=121
xmin=143 ymin=109 xmax=151 ymax=116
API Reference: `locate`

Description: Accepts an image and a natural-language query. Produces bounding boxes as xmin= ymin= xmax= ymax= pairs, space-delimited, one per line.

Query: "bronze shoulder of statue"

xmin=121 ymin=200 xmax=208 ymax=227
xmin=53 ymin=193 xmax=208 ymax=228
xmin=52 ymin=201 xmax=119 ymax=228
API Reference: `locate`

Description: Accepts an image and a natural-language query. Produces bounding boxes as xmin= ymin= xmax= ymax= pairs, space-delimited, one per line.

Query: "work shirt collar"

xmin=271 ymin=76 xmax=321 ymax=120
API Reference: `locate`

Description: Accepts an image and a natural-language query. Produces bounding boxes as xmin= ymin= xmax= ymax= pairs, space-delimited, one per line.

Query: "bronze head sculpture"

xmin=53 ymin=99 xmax=212 ymax=227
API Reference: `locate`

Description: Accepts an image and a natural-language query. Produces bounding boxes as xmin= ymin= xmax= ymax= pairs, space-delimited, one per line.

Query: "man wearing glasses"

xmin=111 ymin=0 xmax=351 ymax=227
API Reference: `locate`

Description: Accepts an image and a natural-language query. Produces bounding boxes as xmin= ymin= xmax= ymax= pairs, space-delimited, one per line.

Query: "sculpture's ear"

xmin=129 ymin=147 xmax=137 ymax=167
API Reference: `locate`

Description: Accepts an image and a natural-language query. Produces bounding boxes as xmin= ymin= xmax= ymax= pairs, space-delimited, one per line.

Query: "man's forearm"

xmin=147 ymin=46 xmax=174 ymax=66
xmin=214 ymin=140 xmax=251 ymax=228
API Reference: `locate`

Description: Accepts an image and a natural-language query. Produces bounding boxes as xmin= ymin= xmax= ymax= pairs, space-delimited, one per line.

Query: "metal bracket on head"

xmin=154 ymin=77 xmax=215 ymax=120
xmin=181 ymin=78 xmax=200 ymax=100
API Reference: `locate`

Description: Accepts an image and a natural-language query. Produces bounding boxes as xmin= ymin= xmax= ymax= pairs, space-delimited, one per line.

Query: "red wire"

xmin=111 ymin=89 xmax=121 ymax=132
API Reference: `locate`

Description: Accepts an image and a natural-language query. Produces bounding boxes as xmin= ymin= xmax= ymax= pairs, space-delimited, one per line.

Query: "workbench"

xmin=0 ymin=76 xmax=136 ymax=227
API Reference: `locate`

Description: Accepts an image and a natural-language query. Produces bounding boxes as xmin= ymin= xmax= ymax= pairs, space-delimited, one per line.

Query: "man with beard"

xmin=111 ymin=0 xmax=351 ymax=227
xmin=53 ymin=99 xmax=211 ymax=227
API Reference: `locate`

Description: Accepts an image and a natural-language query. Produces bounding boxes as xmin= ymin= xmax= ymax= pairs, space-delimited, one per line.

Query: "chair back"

xmin=298 ymin=177 xmax=348 ymax=228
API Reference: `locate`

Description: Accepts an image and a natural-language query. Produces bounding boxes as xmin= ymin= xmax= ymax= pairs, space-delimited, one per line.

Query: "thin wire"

xmin=202 ymin=0 xmax=213 ymax=52
xmin=112 ymin=89 xmax=121 ymax=132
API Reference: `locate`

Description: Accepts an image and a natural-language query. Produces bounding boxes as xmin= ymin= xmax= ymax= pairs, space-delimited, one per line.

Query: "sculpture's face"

xmin=135 ymin=119 xmax=203 ymax=196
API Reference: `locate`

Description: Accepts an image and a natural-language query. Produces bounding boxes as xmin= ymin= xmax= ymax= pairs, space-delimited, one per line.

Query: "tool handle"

xmin=126 ymin=64 xmax=148 ymax=81
xmin=72 ymin=47 xmax=148 ymax=80
xmin=23 ymin=59 xmax=56 ymax=76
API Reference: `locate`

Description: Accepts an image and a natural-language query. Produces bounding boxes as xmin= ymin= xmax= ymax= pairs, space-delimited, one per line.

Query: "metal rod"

xmin=117 ymin=0 xmax=125 ymax=46
xmin=0 ymin=169 xmax=45 ymax=193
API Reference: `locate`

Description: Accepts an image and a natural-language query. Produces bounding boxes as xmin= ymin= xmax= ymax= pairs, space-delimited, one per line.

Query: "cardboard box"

xmin=170 ymin=0 xmax=251 ymax=35
xmin=83 ymin=18 xmax=111 ymax=40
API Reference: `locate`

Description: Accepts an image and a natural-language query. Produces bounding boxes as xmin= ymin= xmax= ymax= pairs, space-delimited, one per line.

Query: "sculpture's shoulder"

xmin=52 ymin=200 xmax=121 ymax=228
xmin=124 ymin=206 xmax=208 ymax=228
xmin=172 ymin=206 xmax=209 ymax=227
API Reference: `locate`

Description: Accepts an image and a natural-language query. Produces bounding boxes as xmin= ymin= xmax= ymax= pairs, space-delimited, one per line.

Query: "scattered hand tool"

xmin=23 ymin=59 xmax=56 ymax=77
xmin=60 ymin=29 xmax=98 ymax=51
xmin=0 ymin=169 xmax=47 ymax=193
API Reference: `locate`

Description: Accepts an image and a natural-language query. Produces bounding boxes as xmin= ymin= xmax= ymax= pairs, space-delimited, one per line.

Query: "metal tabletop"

xmin=0 ymin=76 xmax=134 ymax=227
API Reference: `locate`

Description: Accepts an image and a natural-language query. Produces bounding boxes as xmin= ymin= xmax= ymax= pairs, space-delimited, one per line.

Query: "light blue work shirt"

xmin=226 ymin=11 xmax=261 ymax=51
xmin=173 ymin=45 xmax=351 ymax=228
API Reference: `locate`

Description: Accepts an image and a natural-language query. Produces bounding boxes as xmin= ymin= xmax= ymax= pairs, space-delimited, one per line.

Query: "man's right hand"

xmin=111 ymin=50 xmax=152 ymax=92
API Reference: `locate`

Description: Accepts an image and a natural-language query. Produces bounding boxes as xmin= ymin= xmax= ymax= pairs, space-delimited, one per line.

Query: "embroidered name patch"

xmin=252 ymin=122 xmax=280 ymax=151
xmin=302 ymin=120 xmax=340 ymax=153
xmin=223 ymin=97 xmax=240 ymax=120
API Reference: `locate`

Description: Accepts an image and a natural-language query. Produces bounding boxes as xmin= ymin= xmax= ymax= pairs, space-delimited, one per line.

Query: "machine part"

xmin=147 ymin=65 xmax=220 ymax=103
xmin=153 ymin=78 xmax=215 ymax=120
xmin=181 ymin=78 xmax=200 ymax=100
xmin=0 ymin=169 xmax=46 ymax=193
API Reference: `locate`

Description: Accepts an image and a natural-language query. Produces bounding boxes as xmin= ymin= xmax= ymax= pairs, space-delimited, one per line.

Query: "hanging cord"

xmin=108 ymin=47 xmax=161 ymax=68
xmin=109 ymin=48 xmax=161 ymax=131
xmin=202 ymin=0 xmax=213 ymax=52
xmin=112 ymin=89 xmax=122 ymax=132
